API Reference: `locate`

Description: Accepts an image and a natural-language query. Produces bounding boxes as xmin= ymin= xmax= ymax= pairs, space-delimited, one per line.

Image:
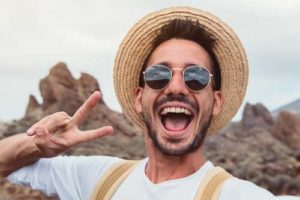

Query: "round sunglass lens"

xmin=184 ymin=66 xmax=210 ymax=91
xmin=144 ymin=65 xmax=171 ymax=89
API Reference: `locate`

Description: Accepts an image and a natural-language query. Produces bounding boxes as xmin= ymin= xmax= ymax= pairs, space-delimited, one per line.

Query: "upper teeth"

xmin=161 ymin=107 xmax=192 ymax=115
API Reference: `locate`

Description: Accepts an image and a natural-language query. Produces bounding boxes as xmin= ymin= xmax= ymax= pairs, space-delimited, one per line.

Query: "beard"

xmin=142 ymin=95 xmax=213 ymax=156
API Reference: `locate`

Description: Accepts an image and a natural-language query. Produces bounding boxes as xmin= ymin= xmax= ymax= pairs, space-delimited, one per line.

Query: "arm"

xmin=0 ymin=133 xmax=42 ymax=177
xmin=0 ymin=91 xmax=113 ymax=177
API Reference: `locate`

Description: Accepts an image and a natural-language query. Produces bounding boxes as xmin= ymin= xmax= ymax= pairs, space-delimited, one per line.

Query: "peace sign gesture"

xmin=26 ymin=91 xmax=113 ymax=157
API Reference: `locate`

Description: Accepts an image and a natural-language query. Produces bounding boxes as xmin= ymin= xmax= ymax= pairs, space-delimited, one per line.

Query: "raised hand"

xmin=26 ymin=91 xmax=113 ymax=157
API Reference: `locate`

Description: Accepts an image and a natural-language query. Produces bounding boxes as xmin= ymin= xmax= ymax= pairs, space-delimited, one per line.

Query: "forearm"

xmin=0 ymin=133 xmax=42 ymax=177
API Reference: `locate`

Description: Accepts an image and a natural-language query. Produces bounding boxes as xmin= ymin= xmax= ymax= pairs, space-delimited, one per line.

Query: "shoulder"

xmin=220 ymin=177 xmax=275 ymax=200
xmin=25 ymin=155 xmax=122 ymax=172
xmin=8 ymin=155 xmax=123 ymax=184
xmin=49 ymin=155 xmax=122 ymax=168
xmin=39 ymin=155 xmax=123 ymax=180
xmin=7 ymin=155 xmax=124 ymax=198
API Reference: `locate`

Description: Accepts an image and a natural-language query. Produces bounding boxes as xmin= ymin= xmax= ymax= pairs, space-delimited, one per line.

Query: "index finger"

xmin=70 ymin=91 xmax=101 ymax=126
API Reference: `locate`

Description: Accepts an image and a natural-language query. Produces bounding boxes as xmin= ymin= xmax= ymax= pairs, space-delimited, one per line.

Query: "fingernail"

xmin=26 ymin=128 xmax=34 ymax=135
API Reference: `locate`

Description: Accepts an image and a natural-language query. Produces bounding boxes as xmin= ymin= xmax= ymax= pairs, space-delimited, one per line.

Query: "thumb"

xmin=75 ymin=126 xmax=113 ymax=144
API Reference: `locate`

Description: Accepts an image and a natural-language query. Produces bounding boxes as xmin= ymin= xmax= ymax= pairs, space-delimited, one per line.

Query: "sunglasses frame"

xmin=143 ymin=64 xmax=213 ymax=92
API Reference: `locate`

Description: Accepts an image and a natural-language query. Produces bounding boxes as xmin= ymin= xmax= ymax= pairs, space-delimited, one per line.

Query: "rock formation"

xmin=272 ymin=111 xmax=300 ymax=151
xmin=3 ymin=62 xmax=139 ymax=137
xmin=26 ymin=62 xmax=99 ymax=118
xmin=241 ymin=103 xmax=274 ymax=130
xmin=205 ymin=105 xmax=300 ymax=195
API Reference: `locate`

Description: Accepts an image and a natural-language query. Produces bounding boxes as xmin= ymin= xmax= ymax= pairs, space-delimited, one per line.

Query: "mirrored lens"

xmin=184 ymin=66 xmax=210 ymax=91
xmin=144 ymin=65 xmax=171 ymax=89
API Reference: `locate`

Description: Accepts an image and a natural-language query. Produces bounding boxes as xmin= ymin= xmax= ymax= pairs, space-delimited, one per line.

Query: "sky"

xmin=0 ymin=0 xmax=299 ymax=122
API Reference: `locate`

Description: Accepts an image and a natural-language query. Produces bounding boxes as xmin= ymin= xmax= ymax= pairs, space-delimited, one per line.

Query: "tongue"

xmin=164 ymin=114 xmax=189 ymax=131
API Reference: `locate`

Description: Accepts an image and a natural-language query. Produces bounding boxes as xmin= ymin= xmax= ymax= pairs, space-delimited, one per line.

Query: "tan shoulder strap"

xmin=92 ymin=162 xmax=231 ymax=200
xmin=91 ymin=160 xmax=138 ymax=200
xmin=194 ymin=166 xmax=233 ymax=200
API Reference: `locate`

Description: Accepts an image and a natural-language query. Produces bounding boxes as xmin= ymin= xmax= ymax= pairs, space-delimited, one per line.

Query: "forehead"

xmin=146 ymin=38 xmax=213 ymax=71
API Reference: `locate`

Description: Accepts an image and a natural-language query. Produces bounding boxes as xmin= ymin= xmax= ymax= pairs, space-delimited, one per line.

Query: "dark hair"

xmin=139 ymin=18 xmax=221 ymax=90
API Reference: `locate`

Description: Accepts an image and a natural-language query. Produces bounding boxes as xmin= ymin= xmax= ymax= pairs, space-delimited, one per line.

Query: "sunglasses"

xmin=143 ymin=64 xmax=213 ymax=92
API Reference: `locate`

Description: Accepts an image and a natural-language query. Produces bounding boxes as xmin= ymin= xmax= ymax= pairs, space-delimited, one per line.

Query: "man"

xmin=0 ymin=6 xmax=277 ymax=200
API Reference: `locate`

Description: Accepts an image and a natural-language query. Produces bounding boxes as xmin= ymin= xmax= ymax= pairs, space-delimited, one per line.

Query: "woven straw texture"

xmin=114 ymin=6 xmax=248 ymax=134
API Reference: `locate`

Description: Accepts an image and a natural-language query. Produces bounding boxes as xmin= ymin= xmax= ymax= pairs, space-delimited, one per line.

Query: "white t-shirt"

xmin=7 ymin=156 xmax=276 ymax=200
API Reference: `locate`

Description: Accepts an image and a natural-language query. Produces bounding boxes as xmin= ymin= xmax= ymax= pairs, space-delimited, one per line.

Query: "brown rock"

xmin=48 ymin=62 xmax=77 ymax=88
xmin=78 ymin=72 xmax=102 ymax=101
xmin=39 ymin=63 xmax=82 ymax=116
xmin=205 ymin=117 xmax=300 ymax=196
xmin=272 ymin=111 xmax=300 ymax=151
xmin=25 ymin=95 xmax=40 ymax=112
xmin=24 ymin=95 xmax=42 ymax=119
xmin=241 ymin=103 xmax=274 ymax=130
xmin=21 ymin=62 xmax=139 ymax=137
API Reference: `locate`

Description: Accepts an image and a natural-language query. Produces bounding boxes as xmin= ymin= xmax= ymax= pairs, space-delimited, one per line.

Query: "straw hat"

xmin=114 ymin=6 xmax=248 ymax=134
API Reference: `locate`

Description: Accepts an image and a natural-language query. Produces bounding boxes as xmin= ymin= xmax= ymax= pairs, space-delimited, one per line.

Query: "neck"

xmin=144 ymin=135 xmax=206 ymax=184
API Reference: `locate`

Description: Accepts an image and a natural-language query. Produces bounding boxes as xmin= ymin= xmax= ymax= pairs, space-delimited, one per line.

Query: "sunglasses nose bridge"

xmin=164 ymin=68 xmax=189 ymax=95
xmin=171 ymin=68 xmax=184 ymax=82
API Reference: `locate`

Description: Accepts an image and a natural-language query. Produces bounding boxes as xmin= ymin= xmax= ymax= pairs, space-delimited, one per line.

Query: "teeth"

xmin=184 ymin=109 xmax=190 ymax=115
xmin=161 ymin=107 xmax=192 ymax=115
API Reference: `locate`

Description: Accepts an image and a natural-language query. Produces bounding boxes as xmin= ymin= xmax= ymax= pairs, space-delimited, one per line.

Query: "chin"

xmin=142 ymin=95 xmax=213 ymax=156
xmin=144 ymin=115 xmax=211 ymax=156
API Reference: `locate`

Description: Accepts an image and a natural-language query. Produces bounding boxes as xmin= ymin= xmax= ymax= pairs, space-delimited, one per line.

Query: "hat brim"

xmin=114 ymin=6 xmax=248 ymax=134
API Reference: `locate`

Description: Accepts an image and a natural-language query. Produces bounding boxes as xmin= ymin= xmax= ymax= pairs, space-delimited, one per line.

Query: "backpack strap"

xmin=194 ymin=166 xmax=233 ymax=200
xmin=91 ymin=160 xmax=138 ymax=200
xmin=92 ymin=161 xmax=232 ymax=200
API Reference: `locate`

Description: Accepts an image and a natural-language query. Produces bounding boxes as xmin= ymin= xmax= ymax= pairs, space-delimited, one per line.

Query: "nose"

xmin=164 ymin=70 xmax=189 ymax=96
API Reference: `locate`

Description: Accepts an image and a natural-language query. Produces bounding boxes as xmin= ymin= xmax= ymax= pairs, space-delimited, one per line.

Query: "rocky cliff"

xmin=3 ymin=62 xmax=139 ymax=137
xmin=0 ymin=63 xmax=299 ymax=199
xmin=205 ymin=103 xmax=300 ymax=195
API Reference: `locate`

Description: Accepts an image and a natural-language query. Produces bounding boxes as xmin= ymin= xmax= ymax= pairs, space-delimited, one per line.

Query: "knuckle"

xmin=73 ymin=110 xmax=85 ymax=124
xmin=57 ymin=111 xmax=69 ymax=118
xmin=49 ymin=112 xmax=71 ymax=125
xmin=85 ymin=101 xmax=93 ymax=109
xmin=62 ymin=111 xmax=69 ymax=117
xmin=29 ymin=124 xmax=37 ymax=131
xmin=77 ymin=109 xmax=85 ymax=118
xmin=85 ymin=134 xmax=93 ymax=141
xmin=35 ymin=126 xmax=44 ymax=132
xmin=61 ymin=117 xmax=71 ymax=128
xmin=35 ymin=127 xmax=47 ymax=135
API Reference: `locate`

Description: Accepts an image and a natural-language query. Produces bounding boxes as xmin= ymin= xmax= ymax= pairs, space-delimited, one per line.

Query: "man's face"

xmin=135 ymin=38 xmax=222 ymax=156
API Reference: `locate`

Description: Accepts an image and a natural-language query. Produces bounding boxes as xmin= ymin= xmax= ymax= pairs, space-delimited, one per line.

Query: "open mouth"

xmin=159 ymin=106 xmax=193 ymax=132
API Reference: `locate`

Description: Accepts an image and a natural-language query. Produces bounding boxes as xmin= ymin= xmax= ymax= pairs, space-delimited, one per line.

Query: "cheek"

xmin=135 ymin=87 xmax=160 ymax=114
xmin=195 ymin=93 xmax=214 ymax=117
xmin=141 ymin=90 xmax=156 ymax=112
xmin=141 ymin=89 xmax=165 ymax=122
xmin=193 ymin=98 xmax=214 ymax=132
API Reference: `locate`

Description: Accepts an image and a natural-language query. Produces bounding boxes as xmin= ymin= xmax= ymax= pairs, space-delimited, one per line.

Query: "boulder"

xmin=272 ymin=111 xmax=300 ymax=151
xmin=241 ymin=103 xmax=274 ymax=130
xmin=39 ymin=62 xmax=83 ymax=116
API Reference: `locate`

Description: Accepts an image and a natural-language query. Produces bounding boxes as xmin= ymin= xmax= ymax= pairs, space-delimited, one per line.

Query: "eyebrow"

xmin=153 ymin=61 xmax=200 ymax=68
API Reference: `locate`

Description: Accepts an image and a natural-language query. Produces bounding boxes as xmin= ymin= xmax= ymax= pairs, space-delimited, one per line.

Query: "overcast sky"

xmin=0 ymin=0 xmax=299 ymax=122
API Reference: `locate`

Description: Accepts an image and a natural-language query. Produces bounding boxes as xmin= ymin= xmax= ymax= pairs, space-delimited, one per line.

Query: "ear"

xmin=134 ymin=87 xmax=143 ymax=113
xmin=212 ymin=91 xmax=223 ymax=116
